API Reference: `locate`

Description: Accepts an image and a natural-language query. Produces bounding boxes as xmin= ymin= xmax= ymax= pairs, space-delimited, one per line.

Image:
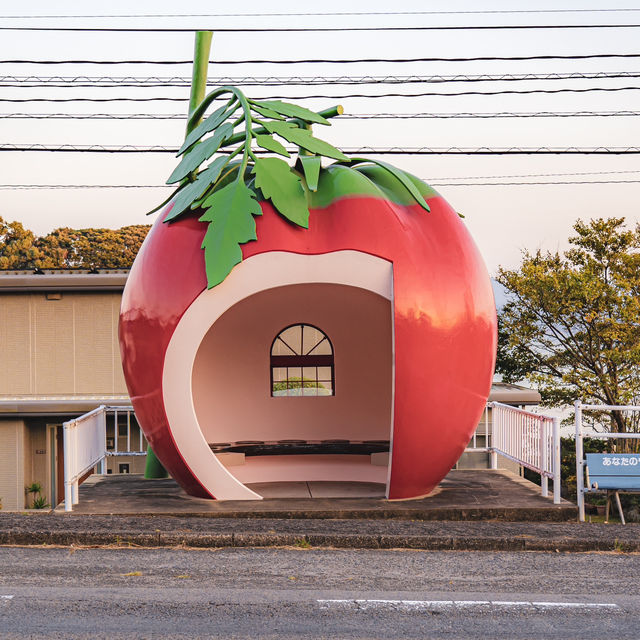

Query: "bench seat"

xmin=209 ymin=440 xmax=390 ymax=456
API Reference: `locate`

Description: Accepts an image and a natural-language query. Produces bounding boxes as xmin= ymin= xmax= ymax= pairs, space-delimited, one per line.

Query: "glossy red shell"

xmin=119 ymin=191 xmax=497 ymax=500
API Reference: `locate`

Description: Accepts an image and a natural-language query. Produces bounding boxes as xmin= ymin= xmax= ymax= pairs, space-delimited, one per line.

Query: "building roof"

xmin=0 ymin=269 xmax=129 ymax=292
xmin=489 ymin=381 xmax=541 ymax=405
xmin=0 ymin=395 xmax=131 ymax=417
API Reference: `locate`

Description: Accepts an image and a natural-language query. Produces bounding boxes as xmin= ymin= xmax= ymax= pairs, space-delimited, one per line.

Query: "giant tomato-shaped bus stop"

xmin=119 ymin=33 xmax=497 ymax=502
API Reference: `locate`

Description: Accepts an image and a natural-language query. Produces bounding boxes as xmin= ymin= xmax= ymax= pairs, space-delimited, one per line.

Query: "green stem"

xmin=186 ymin=31 xmax=213 ymax=136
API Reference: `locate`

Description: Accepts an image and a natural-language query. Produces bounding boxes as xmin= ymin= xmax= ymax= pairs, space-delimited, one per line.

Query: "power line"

xmin=433 ymin=179 xmax=640 ymax=186
xmin=2 ymin=144 xmax=640 ymax=155
xmin=2 ymin=24 xmax=640 ymax=33
xmin=3 ymin=179 xmax=640 ymax=190
xmin=2 ymin=9 xmax=640 ymax=19
xmin=433 ymin=169 xmax=640 ymax=180
xmin=3 ymin=53 xmax=640 ymax=65
xmin=4 ymin=71 xmax=640 ymax=88
xmin=3 ymin=110 xmax=638 ymax=120
xmin=3 ymin=85 xmax=640 ymax=102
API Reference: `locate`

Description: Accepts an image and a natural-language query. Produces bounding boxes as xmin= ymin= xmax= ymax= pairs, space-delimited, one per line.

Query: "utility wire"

xmin=431 ymin=179 xmax=640 ymax=186
xmin=3 ymin=53 xmax=640 ymax=65
xmin=2 ymin=110 xmax=638 ymax=120
xmin=3 ymin=179 xmax=640 ymax=189
xmin=433 ymin=169 xmax=640 ymax=180
xmin=4 ymin=71 xmax=640 ymax=87
xmin=1 ymin=24 xmax=640 ymax=33
xmin=3 ymin=86 xmax=640 ymax=102
xmin=2 ymin=9 xmax=640 ymax=18
xmin=2 ymin=144 xmax=640 ymax=155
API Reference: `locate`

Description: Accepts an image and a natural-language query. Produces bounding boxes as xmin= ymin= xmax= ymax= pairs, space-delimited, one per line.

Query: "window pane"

xmin=302 ymin=366 xmax=317 ymax=381
xmin=277 ymin=325 xmax=302 ymax=355
xmin=302 ymin=326 xmax=324 ymax=355
xmin=308 ymin=337 xmax=332 ymax=355
xmin=302 ymin=386 xmax=318 ymax=396
xmin=288 ymin=367 xmax=302 ymax=382
xmin=318 ymin=366 xmax=332 ymax=380
xmin=272 ymin=367 xmax=287 ymax=382
xmin=272 ymin=336 xmax=296 ymax=356
xmin=317 ymin=381 xmax=333 ymax=395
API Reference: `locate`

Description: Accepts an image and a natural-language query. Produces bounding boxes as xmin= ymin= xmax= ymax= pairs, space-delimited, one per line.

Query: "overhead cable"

xmin=2 ymin=110 xmax=638 ymax=120
xmin=1 ymin=24 xmax=640 ymax=33
xmin=2 ymin=85 xmax=640 ymax=102
xmin=2 ymin=144 xmax=640 ymax=155
xmin=2 ymin=9 xmax=639 ymax=18
xmin=4 ymin=71 xmax=640 ymax=88
xmin=3 ymin=53 xmax=640 ymax=65
xmin=3 ymin=179 xmax=640 ymax=189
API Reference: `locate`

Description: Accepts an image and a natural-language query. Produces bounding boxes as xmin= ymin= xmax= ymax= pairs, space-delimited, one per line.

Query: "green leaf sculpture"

xmin=199 ymin=180 xmax=262 ymax=288
xmin=253 ymin=157 xmax=309 ymax=228
xmin=156 ymin=85 xmax=431 ymax=289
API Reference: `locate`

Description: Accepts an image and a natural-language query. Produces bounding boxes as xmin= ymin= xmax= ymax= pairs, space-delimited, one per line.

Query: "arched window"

xmin=270 ymin=324 xmax=334 ymax=397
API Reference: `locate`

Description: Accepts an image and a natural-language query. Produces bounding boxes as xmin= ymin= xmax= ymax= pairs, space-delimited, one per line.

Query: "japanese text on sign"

xmin=602 ymin=456 xmax=640 ymax=467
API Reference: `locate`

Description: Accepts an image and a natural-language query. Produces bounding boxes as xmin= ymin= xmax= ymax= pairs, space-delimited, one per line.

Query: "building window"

xmin=270 ymin=324 xmax=334 ymax=397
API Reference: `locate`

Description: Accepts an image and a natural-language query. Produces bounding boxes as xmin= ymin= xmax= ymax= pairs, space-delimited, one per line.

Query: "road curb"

xmin=0 ymin=530 xmax=636 ymax=552
xmin=50 ymin=506 xmax=579 ymax=521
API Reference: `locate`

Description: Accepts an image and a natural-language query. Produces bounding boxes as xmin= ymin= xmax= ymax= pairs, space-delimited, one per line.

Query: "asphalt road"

xmin=0 ymin=547 xmax=638 ymax=639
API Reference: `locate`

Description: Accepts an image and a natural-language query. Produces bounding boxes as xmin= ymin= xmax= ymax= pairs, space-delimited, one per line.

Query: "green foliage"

xmin=497 ymin=217 xmax=640 ymax=436
xmin=272 ymin=377 xmax=329 ymax=393
xmin=0 ymin=217 xmax=40 ymax=269
xmin=199 ymin=180 xmax=262 ymax=288
xmin=344 ymin=158 xmax=430 ymax=212
xmin=252 ymin=158 xmax=309 ymax=228
xmin=31 ymin=496 xmax=50 ymax=510
xmin=25 ymin=481 xmax=49 ymax=509
xmin=298 ymin=156 xmax=321 ymax=192
xmin=0 ymin=221 xmax=150 ymax=270
xmin=157 ymin=86 xmax=431 ymax=289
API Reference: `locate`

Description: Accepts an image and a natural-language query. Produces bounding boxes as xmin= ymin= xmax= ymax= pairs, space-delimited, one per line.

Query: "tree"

xmin=0 ymin=216 xmax=42 ymax=268
xmin=37 ymin=225 xmax=150 ymax=269
xmin=497 ymin=217 xmax=640 ymax=435
xmin=0 ymin=220 xmax=151 ymax=270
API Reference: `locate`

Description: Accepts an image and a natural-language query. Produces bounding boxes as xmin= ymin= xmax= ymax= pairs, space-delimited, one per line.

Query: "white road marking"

xmin=317 ymin=599 xmax=619 ymax=612
xmin=0 ymin=595 xmax=14 ymax=603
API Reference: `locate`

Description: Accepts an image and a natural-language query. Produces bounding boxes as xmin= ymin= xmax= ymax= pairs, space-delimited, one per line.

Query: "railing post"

xmin=63 ymin=420 xmax=73 ymax=512
xmin=489 ymin=402 xmax=498 ymax=469
xmin=552 ymin=417 xmax=561 ymax=504
xmin=540 ymin=418 xmax=549 ymax=497
xmin=575 ymin=400 xmax=585 ymax=522
xmin=485 ymin=404 xmax=490 ymax=448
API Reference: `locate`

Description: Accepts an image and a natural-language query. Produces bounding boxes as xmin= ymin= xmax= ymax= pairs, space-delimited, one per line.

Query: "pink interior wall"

xmin=191 ymin=283 xmax=393 ymax=445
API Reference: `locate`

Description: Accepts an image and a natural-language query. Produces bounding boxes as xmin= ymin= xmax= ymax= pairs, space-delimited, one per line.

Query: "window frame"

xmin=270 ymin=323 xmax=335 ymax=397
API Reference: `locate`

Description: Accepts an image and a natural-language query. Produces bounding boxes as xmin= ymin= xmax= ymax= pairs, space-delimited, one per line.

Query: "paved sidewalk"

xmin=4 ymin=469 xmax=623 ymax=552
xmin=53 ymin=469 xmax=576 ymax=522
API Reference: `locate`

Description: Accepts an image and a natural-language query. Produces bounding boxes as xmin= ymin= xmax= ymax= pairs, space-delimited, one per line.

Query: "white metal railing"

xmin=575 ymin=400 xmax=640 ymax=522
xmin=489 ymin=402 xmax=561 ymax=504
xmin=63 ymin=405 xmax=143 ymax=511
xmin=63 ymin=406 xmax=107 ymax=511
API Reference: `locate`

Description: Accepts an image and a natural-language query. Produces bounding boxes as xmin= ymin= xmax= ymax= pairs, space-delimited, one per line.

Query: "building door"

xmin=48 ymin=425 xmax=65 ymax=507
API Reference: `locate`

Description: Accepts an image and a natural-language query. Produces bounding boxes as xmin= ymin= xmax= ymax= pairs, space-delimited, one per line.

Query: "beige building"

xmin=0 ymin=270 xmax=143 ymax=510
xmin=0 ymin=269 xmax=540 ymax=510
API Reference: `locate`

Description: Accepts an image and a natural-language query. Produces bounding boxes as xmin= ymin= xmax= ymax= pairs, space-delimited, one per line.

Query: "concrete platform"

xmin=57 ymin=469 xmax=577 ymax=521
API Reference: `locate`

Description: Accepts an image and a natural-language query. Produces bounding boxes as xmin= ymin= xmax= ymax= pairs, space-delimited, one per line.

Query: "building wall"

xmin=0 ymin=291 xmax=126 ymax=397
xmin=0 ymin=420 xmax=25 ymax=510
xmin=192 ymin=283 xmax=393 ymax=445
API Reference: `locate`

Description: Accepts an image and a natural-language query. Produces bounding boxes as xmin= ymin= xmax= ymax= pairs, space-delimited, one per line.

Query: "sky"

xmin=0 ymin=0 xmax=639 ymax=275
